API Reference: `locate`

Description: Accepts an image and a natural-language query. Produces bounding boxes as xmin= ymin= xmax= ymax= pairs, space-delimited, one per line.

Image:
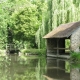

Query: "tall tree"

xmin=0 ymin=0 xmax=44 ymax=49
xmin=35 ymin=0 xmax=80 ymax=49
xmin=11 ymin=0 xmax=42 ymax=48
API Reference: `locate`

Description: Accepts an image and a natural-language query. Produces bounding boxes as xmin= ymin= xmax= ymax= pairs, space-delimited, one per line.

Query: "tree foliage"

xmin=11 ymin=3 xmax=36 ymax=43
xmin=35 ymin=0 xmax=80 ymax=49
xmin=10 ymin=0 xmax=44 ymax=48
xmin=0 ymin=0 xmax=45 ymax=49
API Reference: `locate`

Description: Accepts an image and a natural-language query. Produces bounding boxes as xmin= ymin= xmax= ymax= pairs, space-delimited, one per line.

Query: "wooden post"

xmin=57 ymin=39 xmax=59 ymax=57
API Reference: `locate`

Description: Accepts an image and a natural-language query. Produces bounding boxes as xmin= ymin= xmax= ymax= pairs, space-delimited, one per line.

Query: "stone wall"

xmin=71 ymin=27 xmax=80 ymax=52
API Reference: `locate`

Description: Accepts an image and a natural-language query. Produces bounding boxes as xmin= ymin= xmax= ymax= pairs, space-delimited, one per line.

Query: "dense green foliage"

xmin=35 ymin=0 xmax=80 ymax=49
xmin=11 ymin=1 xmax=40 ymax=48
xmin=1 ymin=0 xmax=80 ymax=50
xmin=0 ymin=0 xmax=46 ymax=49
xmin=70 ymin=52 xmax=80 ymax=62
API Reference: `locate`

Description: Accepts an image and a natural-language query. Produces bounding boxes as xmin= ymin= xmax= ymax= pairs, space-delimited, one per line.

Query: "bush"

xmin=70 ymin=52 xmax=80 ymax=63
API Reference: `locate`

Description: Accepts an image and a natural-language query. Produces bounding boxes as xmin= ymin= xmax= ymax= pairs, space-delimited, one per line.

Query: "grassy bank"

xmin=21 ymin=49 xmax=46 ymax=56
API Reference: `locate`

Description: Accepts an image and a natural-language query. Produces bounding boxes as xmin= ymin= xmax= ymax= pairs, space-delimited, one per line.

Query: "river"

xmin=0 ymin=54 xmax=80 ymax=80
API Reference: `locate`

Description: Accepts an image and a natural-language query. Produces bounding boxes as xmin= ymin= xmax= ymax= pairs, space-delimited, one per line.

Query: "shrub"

xmin=70 ymin=52 xmax=80 ymax=62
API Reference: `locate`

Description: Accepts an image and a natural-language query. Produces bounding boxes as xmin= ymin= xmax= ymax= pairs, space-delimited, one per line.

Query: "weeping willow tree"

xmin=35 ymin=0 xmax=80 ymax=49
xmin=35 ymin=0 xmax=49 ymax=49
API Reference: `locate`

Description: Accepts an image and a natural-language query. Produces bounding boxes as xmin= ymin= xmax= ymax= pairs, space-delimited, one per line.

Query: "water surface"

xmin=0 ymin=54 xmax=80 ymax=80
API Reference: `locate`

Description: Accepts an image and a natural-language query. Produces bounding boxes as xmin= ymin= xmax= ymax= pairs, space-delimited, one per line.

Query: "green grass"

xmin=21 ymin=49 xmax=46 ymax=56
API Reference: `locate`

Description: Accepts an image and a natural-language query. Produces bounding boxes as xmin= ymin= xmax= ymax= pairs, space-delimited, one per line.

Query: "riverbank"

xmin=21 ymin=49 xmax=46 ymax=56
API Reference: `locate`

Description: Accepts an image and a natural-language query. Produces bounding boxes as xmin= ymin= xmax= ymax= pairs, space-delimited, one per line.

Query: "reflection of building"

xmin=43 ymin=21 xmax=80 ymax=58
xmin=70 ymin=67 xmax=80 ymax=80
xmin=45 ymin=58 xmax=70 ymax=80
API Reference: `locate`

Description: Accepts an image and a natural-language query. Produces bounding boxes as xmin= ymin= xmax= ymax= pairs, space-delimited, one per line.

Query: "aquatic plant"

xmin=70 ymin=52 xmax=80 ymax=63
xmin=71 ymin=62 xmax=80 ymax=68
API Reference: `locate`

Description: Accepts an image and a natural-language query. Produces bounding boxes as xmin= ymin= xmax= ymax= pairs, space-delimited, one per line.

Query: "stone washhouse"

xmin=43 ymin=21 xmax=80 ymax=58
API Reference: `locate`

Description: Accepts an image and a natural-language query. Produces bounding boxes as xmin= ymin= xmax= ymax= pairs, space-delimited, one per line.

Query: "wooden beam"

xmin=53 ymin=48 xmax=69 ymax=50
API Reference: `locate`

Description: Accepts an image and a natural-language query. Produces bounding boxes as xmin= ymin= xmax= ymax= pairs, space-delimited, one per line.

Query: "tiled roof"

xmin=43 ymin=21 xmax=80 ymax=38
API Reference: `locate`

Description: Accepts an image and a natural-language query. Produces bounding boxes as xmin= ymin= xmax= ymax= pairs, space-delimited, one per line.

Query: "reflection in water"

xmin=70 ymin=68 xmax=80 ymax=80
xmin=45 ymin=58 xmax=70 ymax=80
xmin=70 ymin=63 xmax=80 ymax=80
xmin=0 ymin=54 xmax=80 ymax=80
xmin=0 ymin=55 xmax=46 ymax=80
